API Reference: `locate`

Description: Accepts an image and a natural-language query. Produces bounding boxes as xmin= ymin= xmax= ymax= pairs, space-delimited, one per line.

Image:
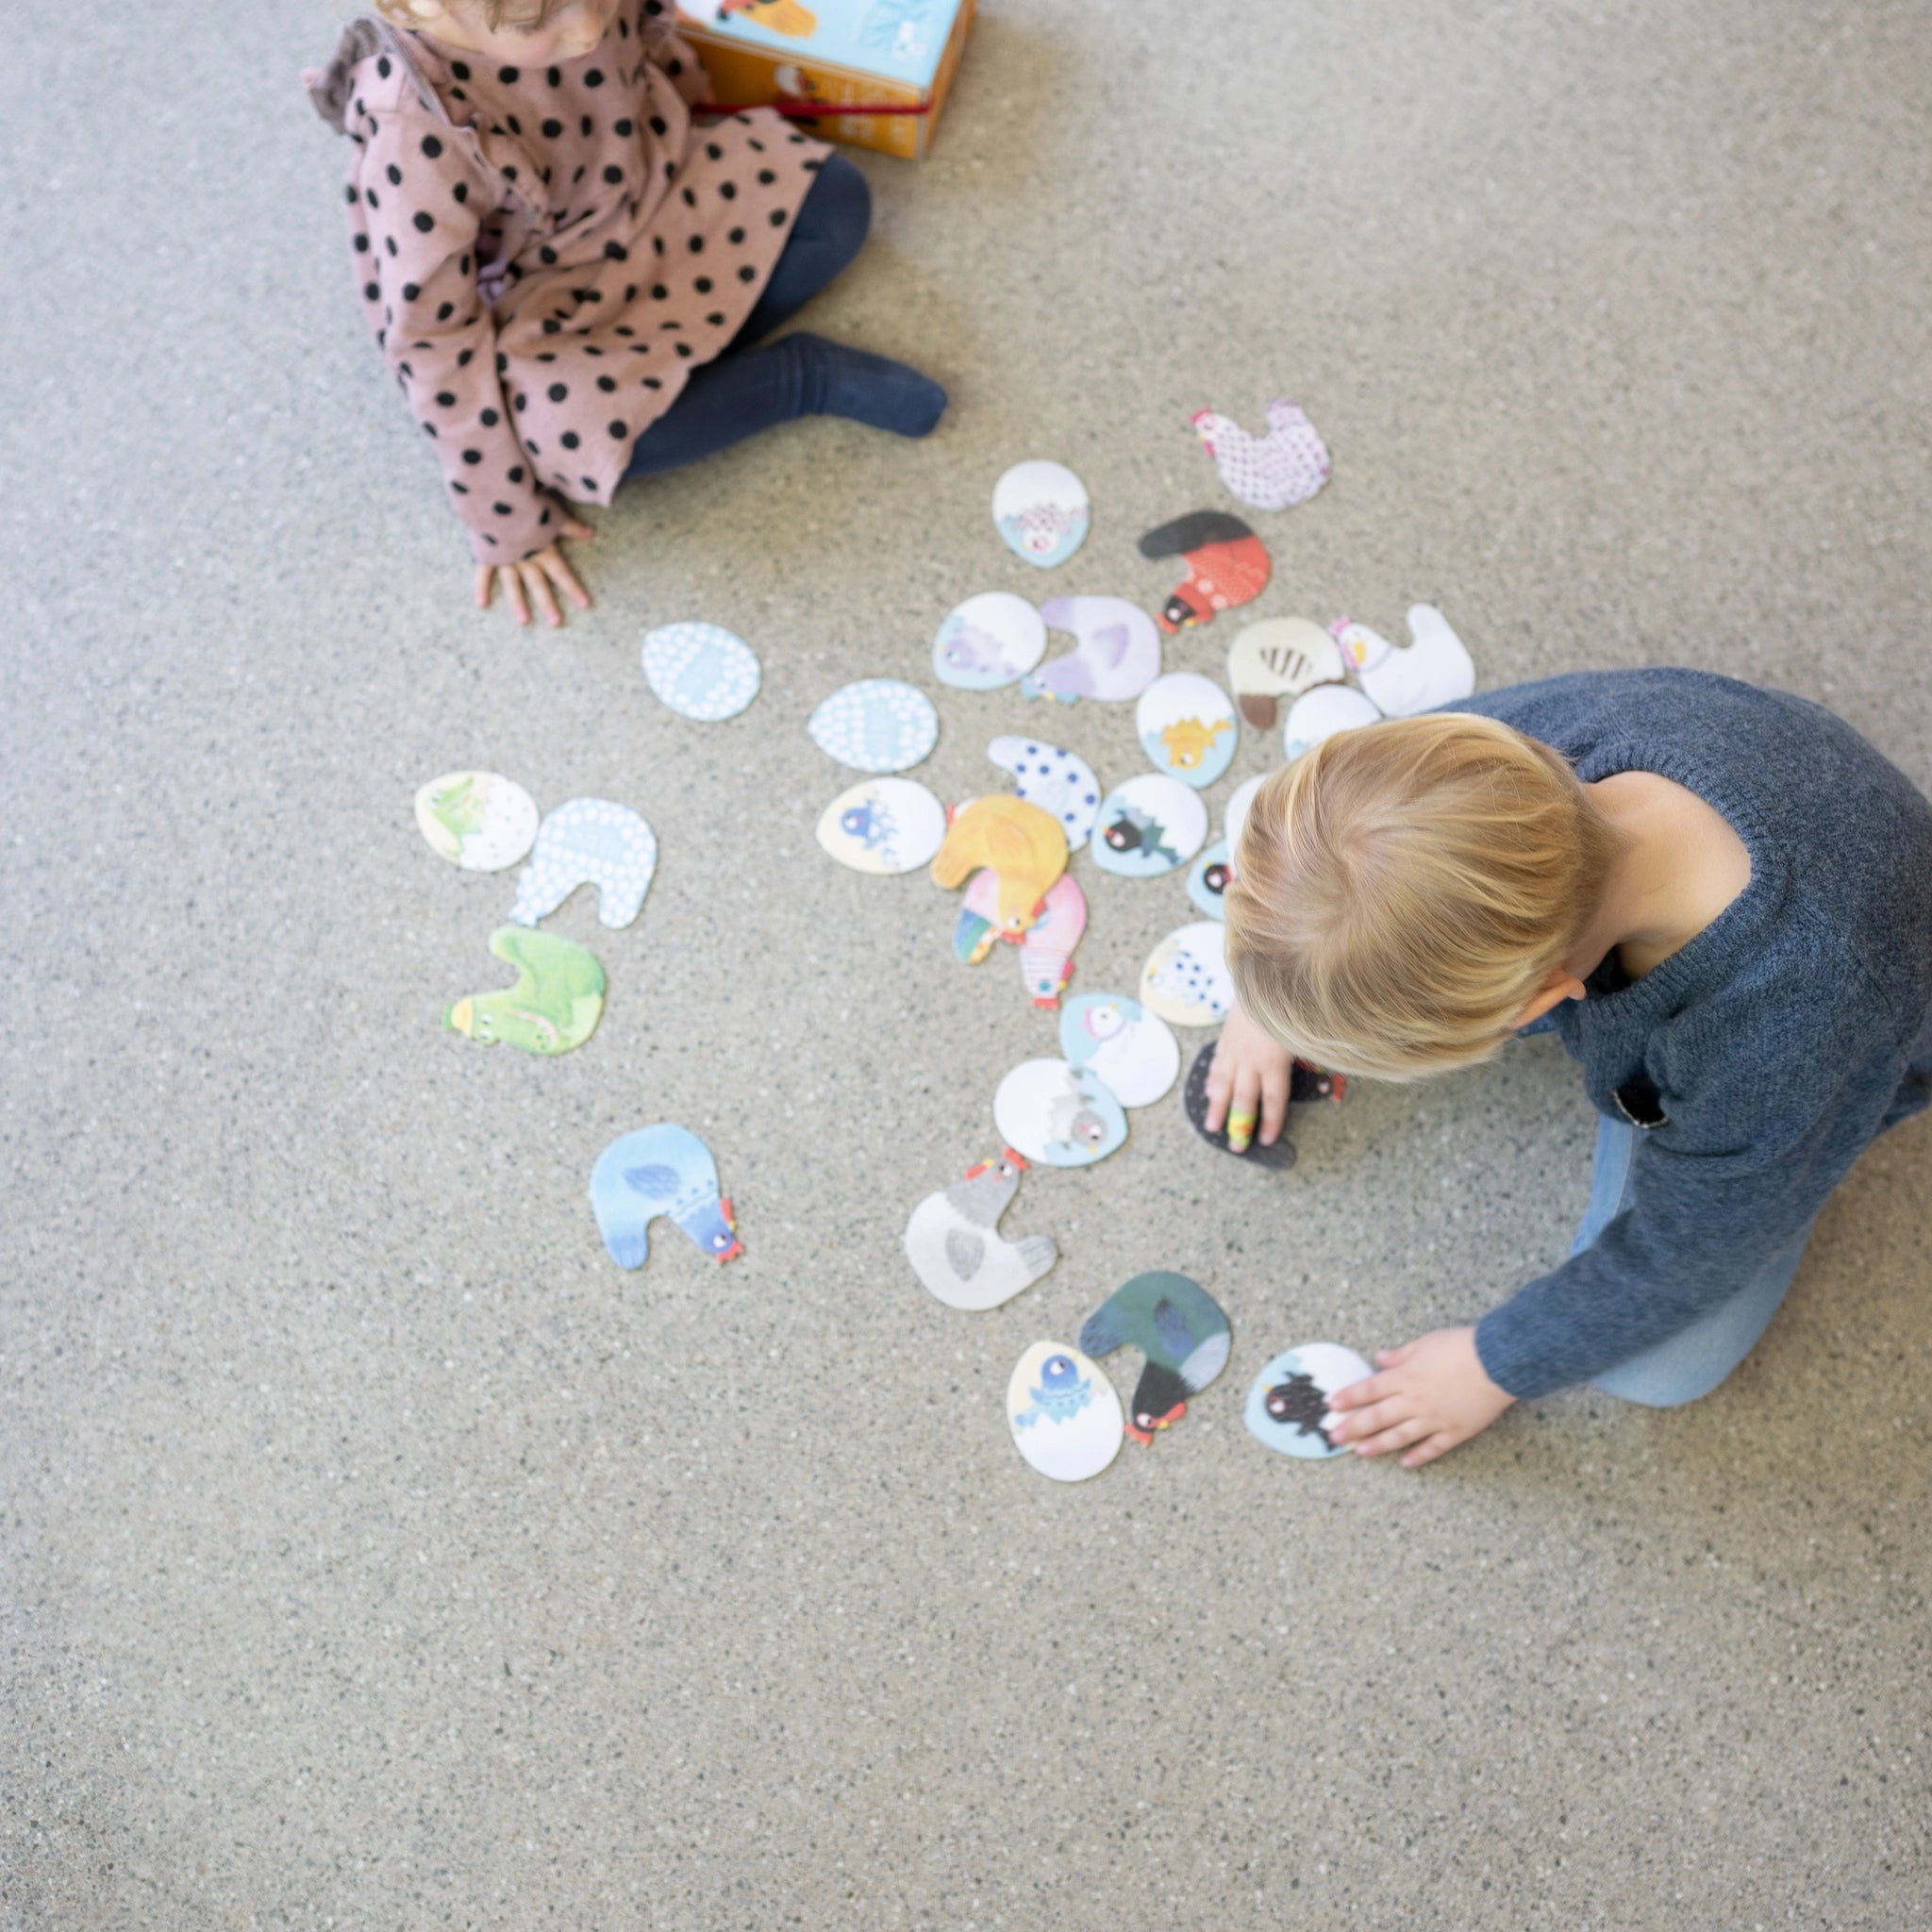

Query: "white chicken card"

xmin=1007 ymin=1341 xmax=1124 ymax=1482
xmin=904 ymin=1150 xmax=1058 ymax=1312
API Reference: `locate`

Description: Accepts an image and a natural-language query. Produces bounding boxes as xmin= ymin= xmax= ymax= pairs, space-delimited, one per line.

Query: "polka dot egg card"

xmin=641 ymin=620 xmax=761 ymax=722
xmin=808 ymin=678 xmax=940 ymax=774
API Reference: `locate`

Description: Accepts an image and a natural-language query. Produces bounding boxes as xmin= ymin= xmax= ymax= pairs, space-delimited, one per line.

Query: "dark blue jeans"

xmin=625 ymin=151 xmax=873 ymax=478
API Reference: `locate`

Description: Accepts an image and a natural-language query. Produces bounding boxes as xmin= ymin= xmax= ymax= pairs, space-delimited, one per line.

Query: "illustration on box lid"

xmin=679 ymin=0 xmax=961 ymax=88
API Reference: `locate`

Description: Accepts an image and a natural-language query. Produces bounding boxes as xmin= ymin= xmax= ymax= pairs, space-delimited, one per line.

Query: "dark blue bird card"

xmin=1077 ymin=1272 xmax=1231 ymax=1445
xmin=590 ymin=1124 xmax=742 ymax=1271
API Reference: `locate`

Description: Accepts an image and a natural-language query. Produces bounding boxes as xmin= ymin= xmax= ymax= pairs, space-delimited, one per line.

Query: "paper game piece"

xmin=953 ymin=872 xmax=1086 ymax=1008
xmin=1283 ymin=684 xmax=1382 ymax=762
xmin=992 ymin=459 xmax=1091 ymax=570
xmin=1181 ymin=1040 xmax=1297 ymax=1169
xmin=1022 ymin=595 xmax=1161 ymax=705
xmin=1091 ymin=774 xmax=1208 ymax=877
xmin=1008 ymin=1341 xmax=1124 ymax=1482
xmin=817 ymin=777 xmax=947 ymax=874
xmin=1223 ymin=773 xmax=1265 ymax=864
xmin=1186 ymin=839 xmax=1232 ymax=922
xmin=1226 ymin=616 xmax=1345 ymax=729
xmin=1332 ymin=605 xmax=1475 ymax=716
xmin=510 ymin=799 xmax=658 ymax=929
xmin=1136 ymin=672 xmax=1239 ymax=790
xmin=640 ymin=621 xmax=761 ymax=722
xmin=443 ymin=926 xmax=605 ymax=1055
xmin=993 ymin=1058 xmax=1127 ymax=1168
xmin=1059 ymin=993 xmax=1180 ymax=1108
xmin=931 ymin=795 xmax=1068 ymax=941
xmin=987 ymin=736 xmax=1103 ymax=849
xmin=414 ymin=771 xmax=540 ymax=873
xmin=808 ymin=678 xmax=940 ymax=774
xmin=1138 ymin=511 xmax=1272 ymax=634
xmin=905 ymin=1151 xmax=1058 ymax=1312
xmin=932 ymin=592 xmax=1047 ymax=691
xmin=1078 ymin=1271 xmax=1231 ymax=1445
xmin=1141 ymin=920 xmax=1233 ymax=1026
xmin=1191 ymin=397 xmax=1332 ymax=511
xmin=1243 ymin=1344 xmax=1374 ymax=1458
xmin=589 ymin=1123 xmax=741 ymax=1270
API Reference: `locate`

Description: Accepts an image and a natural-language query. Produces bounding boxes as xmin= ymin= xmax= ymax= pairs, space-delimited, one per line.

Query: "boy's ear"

xmin=1512 ymin=967 xmax=1589 ymax=1031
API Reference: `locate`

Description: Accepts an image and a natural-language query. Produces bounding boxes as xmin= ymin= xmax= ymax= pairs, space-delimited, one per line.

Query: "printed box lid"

xmin=679 ymin=0 xmax=964 ymax=91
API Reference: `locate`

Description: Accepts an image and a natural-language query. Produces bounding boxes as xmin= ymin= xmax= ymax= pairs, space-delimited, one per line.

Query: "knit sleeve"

xmin=351 ymin=108 xmax=561 ymax=566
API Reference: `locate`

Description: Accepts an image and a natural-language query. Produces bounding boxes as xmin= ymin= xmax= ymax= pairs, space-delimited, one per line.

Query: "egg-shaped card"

xmin=816 ymin=777 xmax=947 ymax=875
xmin=444 ymin=926 xmax=605 ymax=1057
xmin=992 ymin=459 xmax=1091 ymax=570
xmin=1186 ymin=839 xmax=1232 ymax=922
xmin=1091 ymin=774 xmax=1208 ymax=878
xmin=932 ymin=592 xmax=1047 ymax=691
xmin=1243 ymin=1343 xmax=1374 ymax=1459
xmin=1141 ymin=921 xmax=1234 ymax=1027
xmin=1023 ymin=595 xmax=1162 ymax=705
xmin=987 ymin=736 xmax=1103 ymax=850
xmin=1226 ymin=616 xmax=1343 ymax=729
xmin=1059 ymin=992 xmax=1181 ymax=1108
xmin=415 ymin=771 xmax=541 ymax=874
xmin=590 ymin=1123 xmax=742 ymax=1271
xmin=1223 ymin=773 xmax=1265 ymax=864
xmin=510 ymin=798 xmax=658 ymax=930
xmin=640 ymin=620 xmax=761 ymax=722
xmin=993 ymin=1058 xmax=1127 ymax=1169
xmin=1283 ymin=683 xmax=1381 ymax=762
xmin=1135 ymin=673 xmax=1239 ymax=790
xmin=1181 ymin=1039 xmax=1297 ymax=1170
xmin=808 ymin=678 xmax=940 ymax=774
xmin=1008 ymin=1341 xmax=1124 ymax=1482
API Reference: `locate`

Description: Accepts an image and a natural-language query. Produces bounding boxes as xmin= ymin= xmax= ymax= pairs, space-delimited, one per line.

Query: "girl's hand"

xmin=1323 ymin=1326 xmax=1516 ymax=1468
xmin=1203 ymin=999 xmax=1294 ymax=1151
xmin=475 ymin=514 xmax=596 ymax=627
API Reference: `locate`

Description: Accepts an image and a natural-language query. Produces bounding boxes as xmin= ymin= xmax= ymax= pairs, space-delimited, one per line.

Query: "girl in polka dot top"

xmin=307 ymin=0 xmax=947 ymax=626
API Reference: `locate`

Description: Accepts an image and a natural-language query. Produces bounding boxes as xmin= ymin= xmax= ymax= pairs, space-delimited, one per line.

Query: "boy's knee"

xmin=1590 ymin=1361 xmax=1729 ymax=1409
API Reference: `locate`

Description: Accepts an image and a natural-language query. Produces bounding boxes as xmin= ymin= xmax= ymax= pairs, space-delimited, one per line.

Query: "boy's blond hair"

xmin=1225 ymin=713 xmax=1622 ymax=1080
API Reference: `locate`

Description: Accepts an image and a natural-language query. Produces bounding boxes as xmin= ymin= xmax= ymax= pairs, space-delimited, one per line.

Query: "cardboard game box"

xmin=676 ymin=0 xmax=975 ymax=160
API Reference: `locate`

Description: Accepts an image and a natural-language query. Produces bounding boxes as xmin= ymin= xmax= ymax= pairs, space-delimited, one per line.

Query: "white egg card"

xmin=816 ymin=778 xmax=947 ymax=874
xmin=1283 ymin=684 xmax=1381 ymax=762
xmin=1222 ymin=773 xmax=1265 ymax=867
xmin=590 ymin=1123 xmax=742 ymax=1270
xmin=1226 ymin=615 xmax=1344 ymax=729
xmin=1243 ymin=1344 xmax=1374 ymax=1459
xmin=1135 ymin=673 xmax=1238 ymax=789
xmin=1058 ymin=993 xmax=1180 ymax=1108
xmin=1141 ymin=921 xmax=1233 ymax=1026
xmin=640 ymin=621 xmax=761 ymax=722
xmin=992 ymin=459 xmax=1091 ymax=570
xmin=1091 ymin=774 xmax=1208 ymax=877
xmin=808 ymin=678 xmax=940 ymax=774
xmin=904 ymin=1151 xmax=1058 ymax=1313
xmin=1187 ymin=839 xmax=1231 ymax=922
xmin=987 ymin=736 xmax=1104 ymax=849
xmin=932 ymin=592 xmax=1047 ymax=691
xmin=1008 ymin=1341 xmax=1123 ymax=1482
xmin=510 ymin=798 xmax=658 ymax=930
xmin=993 ymin=1058 xmax=1128 ymax=1168
xmin=415 ymin=771 xmax=540 ymax=873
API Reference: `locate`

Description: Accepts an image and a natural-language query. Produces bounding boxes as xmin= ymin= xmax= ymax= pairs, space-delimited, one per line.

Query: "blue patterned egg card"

xmin=641 ymin=621 xmax=761 ymax=723
xmin=808 ymin=678 xmax=940 ymax=774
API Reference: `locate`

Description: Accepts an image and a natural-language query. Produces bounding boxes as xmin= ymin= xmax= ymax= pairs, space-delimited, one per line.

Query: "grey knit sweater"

xmin=1453 ymin=670 xmax=1932 ymax=1399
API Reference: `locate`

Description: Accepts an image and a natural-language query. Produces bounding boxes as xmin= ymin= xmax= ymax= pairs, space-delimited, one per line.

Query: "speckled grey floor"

xmin=5 ymin=2 xmax=1930 ymax=1925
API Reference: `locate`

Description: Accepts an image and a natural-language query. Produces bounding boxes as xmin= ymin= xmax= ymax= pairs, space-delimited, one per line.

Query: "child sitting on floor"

xmin=306 ymin=0 xmax=945 ymax=628
xmin=1206 ymin=668 xmax=1932 ymax=1465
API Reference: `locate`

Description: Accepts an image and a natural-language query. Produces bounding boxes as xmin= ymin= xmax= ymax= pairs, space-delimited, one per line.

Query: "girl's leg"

xmin=1573 ymin=1112 xmax=1816 ymax=1408
xmin=729 ymin=152 xmax=874 ymax=349
xmin=624 ymin=330 xmax=944 ymax=478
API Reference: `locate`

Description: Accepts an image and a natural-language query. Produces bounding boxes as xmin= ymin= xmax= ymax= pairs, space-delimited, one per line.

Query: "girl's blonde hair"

xmin=1224 ymin=712 xmax=1621 ymax=1081
xmin=375 ymin=0 xmax=567 ymax=29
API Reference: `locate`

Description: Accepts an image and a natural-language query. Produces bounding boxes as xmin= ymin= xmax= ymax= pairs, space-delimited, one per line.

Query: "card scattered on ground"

xmin=1007 ymin=1341 xmax=1124 ymax=1482
xmin=1226 ymin=615 xmax=1344 ymax=728
xmin=993 ymin=1058 xmax=1128 ymax=1167
xmin=1078 ymin=1271 xmax=1232 ymax=1445
xmin=1022 ymin=594 xmax=1162 ymax=704
xmin=1191 ymin=397 xmax=1331 ymax=511
xmin=932 ymin=592 xmax=1047 ymax=691
xmin=1138 ymin=511 xmax=1272 ymax=633
xmin=1136 ymin=672 xmax=1239 ymax=788
xmin=444 ymin=926 xmax=606 ymax=1056
xmin=817 ymin=777 xmax=947 ymax=874
xmin=1092 ymin=774 xmax=1208 ymax=877
xmin=1182 ymin=1039 xmax=1297 ymax=1169
xmin=1141 ymin=920 xmax=1234 ymax=1025
xmin=589 ymin=1123 xmax=741 ymax=1270
xmin=808 ymin=678 xmax=941 ymax=774
xmin=1242 ymin=1343 xmax=1374 ymax=1458
xmin=931 ymin=794 xmax=1068 ymax=940
xmin=991 ymin=459 xmax=1091 ymax=569
xmin=953 ymin=871 xmax=1086 ymax=1008
xmin=1059 ymin=992 xmax=1181 ymax=1108
xmin=1332 ymin=605 xmax=1475 ymax=715
xmin=415 ymin=770 xmax=540 ymax=873
xmin=510 ymin=798 xmax=658 ymax=930
xmin=640 ymin=620 xmax=761 ymax=722
xmin=905 ymin=1151 xmax=1058 ymax=1312
xmin=987 ymin=735 xmax=1103 ymax=849
xmin=1282 ymin=683 xmax=1382 ymax=762
xmin=1186 ymin=838 xmax=1231 ymax=922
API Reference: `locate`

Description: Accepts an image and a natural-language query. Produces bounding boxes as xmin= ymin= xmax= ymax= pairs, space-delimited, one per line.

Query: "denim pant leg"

xmin=1576 ymin=1114 xmax=1815 ymax=1408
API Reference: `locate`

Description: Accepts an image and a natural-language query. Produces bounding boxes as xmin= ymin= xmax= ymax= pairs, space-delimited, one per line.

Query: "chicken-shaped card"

xmin=931 ymin=592 xmax=1048 ymax=691
xmin=991 ymin=459 xmax=1091 ymax=570
xmin=930 ymin=794 xmax=1068 ymax=943
xmin=1091 ymin=774 xmax=1208 ymax=878
xmin=1021 ymin=595 xmax=1162 ymax=705
xmin=1190 ymin=397 xmax=1332 ymax=511
xmin=1225 ymin=616 xmax=1345 ymax=730
xmin=953 ymin=871 xmax=1087 ymax=1008
xmin=1059 ymin=992 xmax=1181 ymax=1108
xmin=1135 ymin=673 xmax=1239 ymax=790
xmin=510 ymin=799 xmax=659 ymax=930
xmin=1078 ymin=1272 xmax=1231 ymax=1445
xmin=993 ymin=1058 xmax=1128 ymax=1168
xmin=1007 ymin=1341 xmax=1124 ymax=1483
xmin=1243 ymin=1344 xmax=1374 ymax=1459
xmin=443 ymin=927 xmax=606 ymax=1056
xmin=986 ymin=737 xmax=1104 ymax=849
xmin=1138 ymin=512 xmax=1272 ymax=635
xmin=590 ymin=1123 xmax=742 ymax=1271
xmin=1331 ymin=605 xmax=1474 ymax=716
xmin=414 ymin=771 xmax=541 ymax=873
xmin=905 ymin=1149 xmax=1058 ymax=1312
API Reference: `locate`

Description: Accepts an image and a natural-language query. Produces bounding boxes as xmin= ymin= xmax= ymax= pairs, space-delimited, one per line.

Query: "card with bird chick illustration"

xmin=1135 ymin=672 xmax=1240 ymax=790
xmin=1007 ymin=1341 xmax=1124 ymax=1482
xmin=1243 ymin=1344 xmax=1374 ymax=1459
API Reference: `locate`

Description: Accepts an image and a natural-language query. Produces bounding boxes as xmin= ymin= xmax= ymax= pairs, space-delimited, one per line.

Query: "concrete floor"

xmin=4 ymin=0 xmax=1929 ymax=1924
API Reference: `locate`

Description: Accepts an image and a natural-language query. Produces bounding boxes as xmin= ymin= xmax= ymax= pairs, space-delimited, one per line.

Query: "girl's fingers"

xmin=543 ymin=550 xmax=591 ymax=610
xmin=503 ymin=566 xmax=531 ymax=625
xmin=475 ymin=564 xmax=495 ymax=609
xmin=1223 ymin=1061 xmax=1262 ymax=1149
xmin=560 ymin=514 xmax=596 ymax=541
xmin=523 ymin=561 xmax=563 ymax=628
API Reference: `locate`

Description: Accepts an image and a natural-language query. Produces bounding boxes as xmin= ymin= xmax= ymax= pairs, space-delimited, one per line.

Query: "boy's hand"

xmin=1204 ymin=1000 xmax=1293 ymax=1151
xmin=475 ymin=514 xmax=595 ymax=627
xmin=1324 ymin=1326 xmax=1515 ymax=1468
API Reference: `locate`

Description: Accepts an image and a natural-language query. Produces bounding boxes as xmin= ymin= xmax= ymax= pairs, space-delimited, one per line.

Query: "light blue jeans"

xmin=1575 ymin=1116 xmax=1814 ymax=1407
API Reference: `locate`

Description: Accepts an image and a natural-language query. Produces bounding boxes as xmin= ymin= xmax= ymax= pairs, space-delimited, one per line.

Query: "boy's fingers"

xmin=1329 ymin=1393 xmax=1410 ymax=1443
xmin=1257 ymin=1060 xmax=1289 ymax=1144
xmin=1351 ymin=1416 xmax=1428 ymax=1458
xmin=1375 ymin=1341 xmax=1419 ymax=1369
xmin=1223 ymin=1063 xmax=1261 ymax=1149
xmin=1326 ymin=1371 xmax=1391 ymax=1412
xmin=1402 ymin=1433 xmax=1456 ymax=1470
